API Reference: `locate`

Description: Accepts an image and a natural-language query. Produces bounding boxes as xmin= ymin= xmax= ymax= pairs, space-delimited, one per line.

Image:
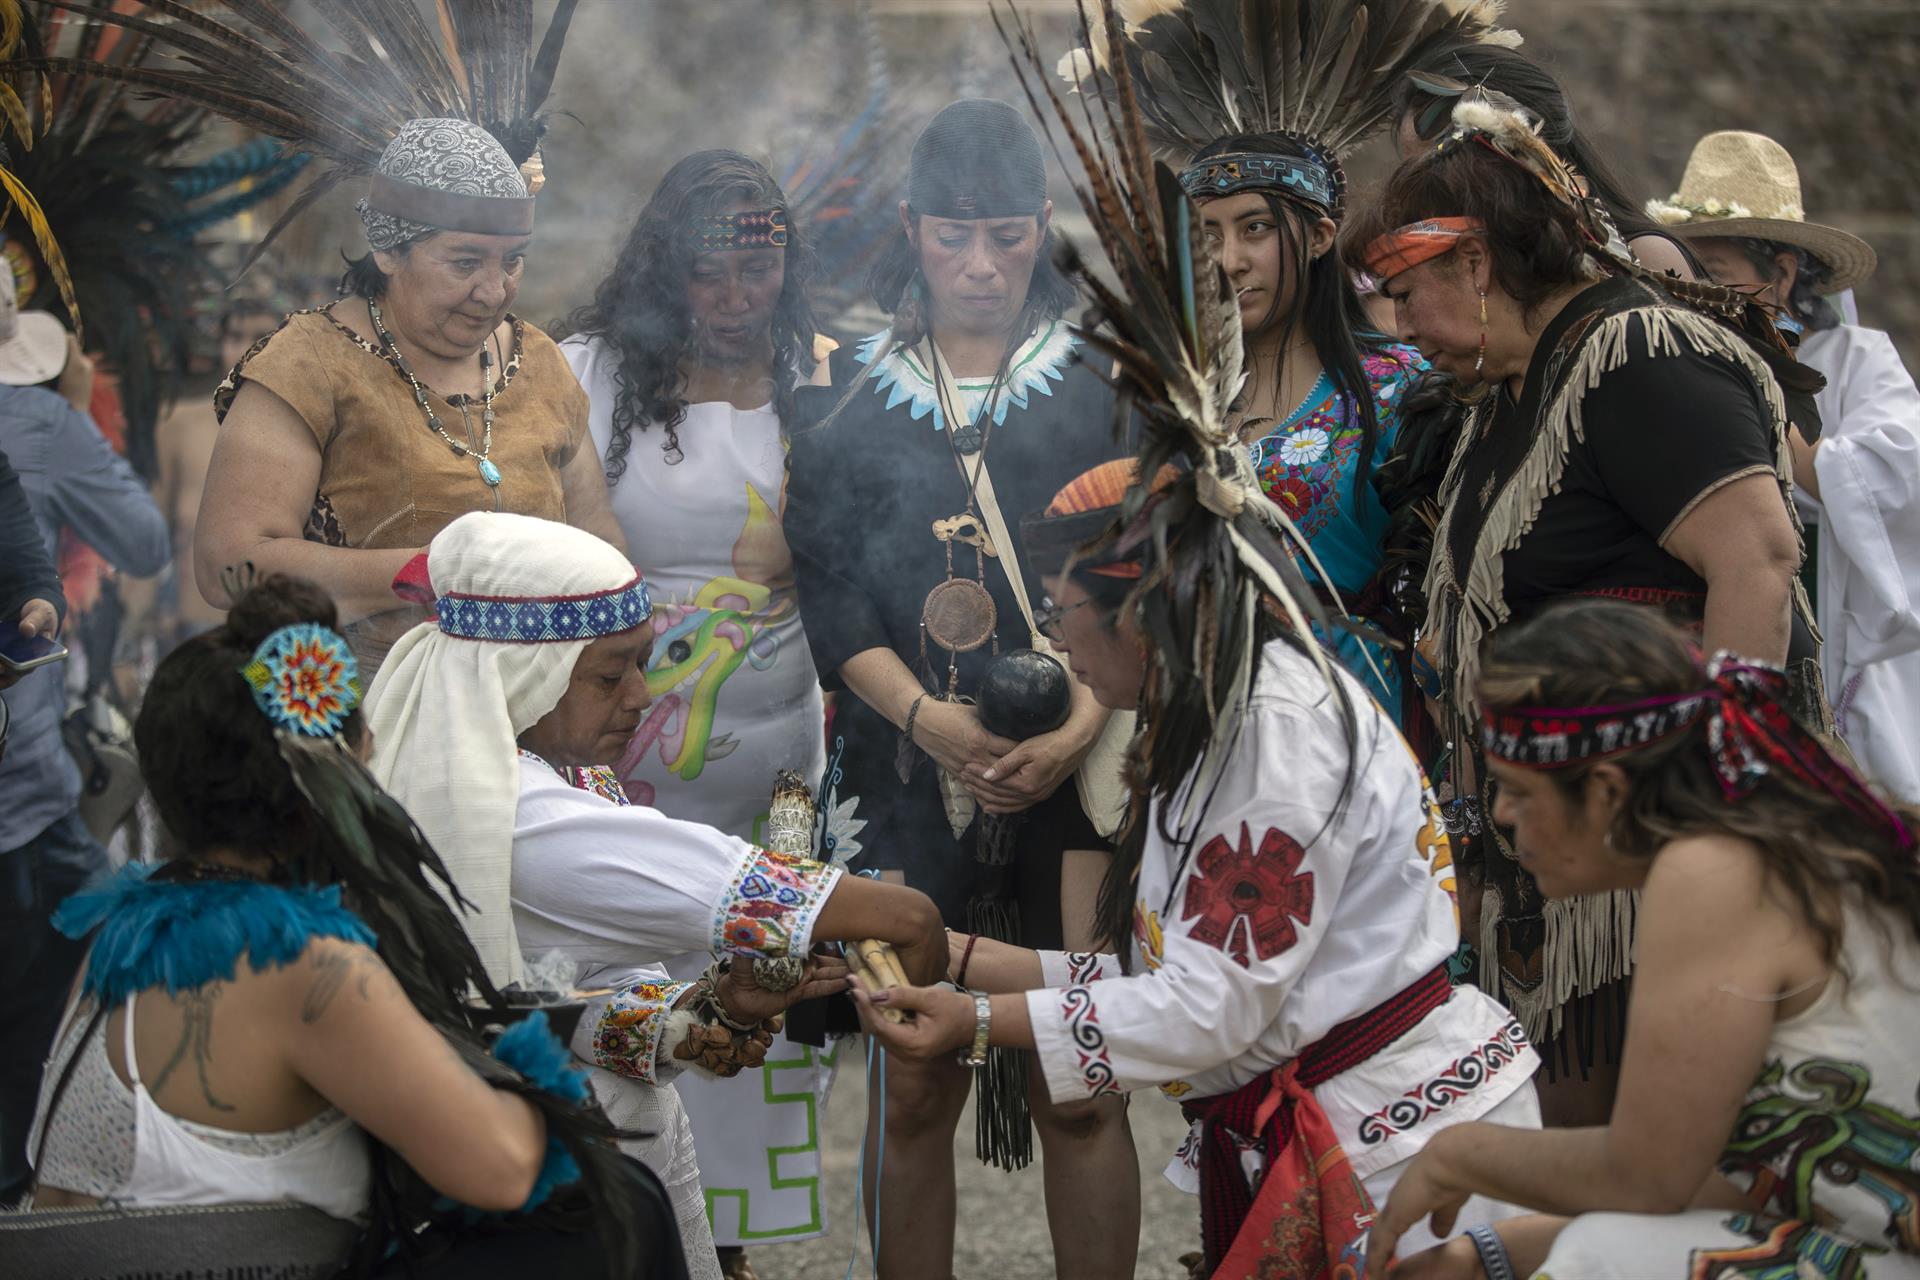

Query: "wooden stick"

xmin=852 ymin=939 xmax=909 ymax=1023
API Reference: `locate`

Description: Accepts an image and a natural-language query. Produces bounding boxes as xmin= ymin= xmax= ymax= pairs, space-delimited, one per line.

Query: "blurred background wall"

xmin=255 ymin=0 xmax=1920 ymax=364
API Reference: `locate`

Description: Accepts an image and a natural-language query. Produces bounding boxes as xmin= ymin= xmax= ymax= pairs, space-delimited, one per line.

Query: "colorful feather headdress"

xmin=999 ymin=0 xmax=1355 ymax=824
xmin=0 ymin=0 xmax=581 ymax=271
xmin=1056 ymin=0 xmax=1520 ymax=211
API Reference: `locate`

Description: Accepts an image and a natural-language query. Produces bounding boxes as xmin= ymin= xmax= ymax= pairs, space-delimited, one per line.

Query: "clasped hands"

xmin=912 ymin=698 xmax=1091 ymax=816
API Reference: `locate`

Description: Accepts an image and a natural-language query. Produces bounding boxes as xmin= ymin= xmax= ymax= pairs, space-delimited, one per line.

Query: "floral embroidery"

xmin=711 ymin=846 xmax=836 ymax=958
xmin=856 ymin=320 xmax=1080 ymax=431
xmin=564 ymin=765 xmax=630 ymax=807
xmin=1357 ymin=1017 xmax=1528 ymax=1144
xmin=814 ymin=735 xmax=867 ymax=866
xmin=1182 ymin=823 xmax=1316 ymax=969
xmin=1061 ymin=985 xmax=1119 ymax=1097
xmin=592 ymin=979 xmax=695 ymax=1085
xmin=1278 ymin=425 xmax=1332 ymax=467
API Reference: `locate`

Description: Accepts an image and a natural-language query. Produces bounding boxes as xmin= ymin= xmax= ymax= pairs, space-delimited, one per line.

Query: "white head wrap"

xmin=365 ymin=512 xmax=649 ymax=987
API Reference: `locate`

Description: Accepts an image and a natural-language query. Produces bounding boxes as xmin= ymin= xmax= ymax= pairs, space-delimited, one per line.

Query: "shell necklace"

xmin=368 ymin=297 xmax=501 ymax=488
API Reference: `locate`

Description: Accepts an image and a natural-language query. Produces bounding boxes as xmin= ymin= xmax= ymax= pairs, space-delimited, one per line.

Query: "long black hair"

xmin=1395 ymin=45 xmax=1694 ymax=263
xmin=136 ymin=575 xmax=670 ymax=1278
xmin=1195 ymin=133 xmax=1393 ymax=499
xmin=566 ymin=149 xmax=818 ymax=479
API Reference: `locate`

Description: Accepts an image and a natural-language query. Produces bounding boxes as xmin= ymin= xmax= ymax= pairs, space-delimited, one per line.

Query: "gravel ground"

xmin=750 ymin=1055 xmax=1202 ymax=1280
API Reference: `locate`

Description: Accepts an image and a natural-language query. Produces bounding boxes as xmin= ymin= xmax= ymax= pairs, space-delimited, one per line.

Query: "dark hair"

xmin=565 ymin=150 xmax=818 ymax=478
xmin=135 ymin=575 xmax=664 ymax=1277
xmin=1394 ymin=45 xmax=1685 ymax=256
xmin=1479 ymin=599 xmax=1920 ymax=964
xmin=1340 ymin=133 xmax=1599 ymax=318
xmin=1721 ymin=237 xmax=1841 ymax=333
xmin=1196 ymin=133 xmax=1392 ymax=498
xmin=138 ymin=575 xmax=367 ymax=864
xmin=338 ymin=243 xmax=415 ymax=300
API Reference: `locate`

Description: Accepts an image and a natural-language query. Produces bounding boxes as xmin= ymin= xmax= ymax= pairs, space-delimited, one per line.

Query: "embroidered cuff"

xmin=1026 ymin=983 xmax=1122 ymax=1104
xmin=711 ymin=846 xmax=844 ymax=959
xmin=1037 ymin=949 xmax=1119 ymax=987
xmin=590 ymin=979 xmax=696 ymax=1086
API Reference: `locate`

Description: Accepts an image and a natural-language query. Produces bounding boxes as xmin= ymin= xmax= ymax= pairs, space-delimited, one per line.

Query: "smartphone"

xmin=0 ymin=630 xmax=68 ymax=673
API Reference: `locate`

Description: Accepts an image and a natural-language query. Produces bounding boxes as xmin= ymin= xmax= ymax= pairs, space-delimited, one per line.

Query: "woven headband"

xmin=688 ymin=207 xmax=788 ymax=253
xmin=1179 ymin=151 xmax=1336 ymax=211
xmin=1360 ymin=216 xmax=1485 ymax=279
xmin=1484 ymin=656 xmax=1916 ymax=853
xmin=241 ymin=622 xmax=362 ymax=738
xmin=366 ymin=173 xmax=535 ymax=237
xmin=392 ymin=554 xmax=654 ymax=643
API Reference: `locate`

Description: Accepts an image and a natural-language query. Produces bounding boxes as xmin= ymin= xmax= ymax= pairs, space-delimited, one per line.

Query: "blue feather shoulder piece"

xmin=54 ymin=862 xmax=377 ymax=1007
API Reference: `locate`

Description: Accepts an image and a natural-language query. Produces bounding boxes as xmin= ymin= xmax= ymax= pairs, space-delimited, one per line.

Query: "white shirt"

xmin=1799 ymin=325 xmax=1920 ymax=801
xmin=1024 ymin=641 xmax=1537 ymax=1184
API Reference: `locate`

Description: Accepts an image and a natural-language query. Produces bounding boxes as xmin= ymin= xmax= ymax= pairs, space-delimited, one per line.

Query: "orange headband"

xmin=1360 ymin=216 xmax=1485 ymax=280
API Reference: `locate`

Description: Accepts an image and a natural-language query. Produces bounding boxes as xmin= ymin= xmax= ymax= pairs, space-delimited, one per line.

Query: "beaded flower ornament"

xmin=240 ymin=622 xmax=363 ymax=737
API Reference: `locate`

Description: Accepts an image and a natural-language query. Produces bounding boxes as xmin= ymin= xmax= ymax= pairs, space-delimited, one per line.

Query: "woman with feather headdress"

xmin=849 ymin=14 xmax=1542 ymax=1274
xmin=0 ymin=1 xmax=626 ymax=681
xmin=1345 ymin=90 xmax=1827 ymax=1130
xmin=1055 ymin=0 xmax=1520 ymax=723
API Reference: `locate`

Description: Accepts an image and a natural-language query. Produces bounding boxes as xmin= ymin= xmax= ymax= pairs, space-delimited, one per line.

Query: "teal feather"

xmin=55 ymin=862 xmax=375 ymax=1007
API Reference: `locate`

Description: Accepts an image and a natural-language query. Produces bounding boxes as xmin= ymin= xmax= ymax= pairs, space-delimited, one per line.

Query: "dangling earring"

xmin=1474 ymin=290 xmax=1488 ymax=376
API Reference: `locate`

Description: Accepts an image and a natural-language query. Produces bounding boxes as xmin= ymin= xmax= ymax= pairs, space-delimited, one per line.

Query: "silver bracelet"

xmin=1465 ymin=1224 xmax=1516 ymax=1280
xmin=958 ymin=992 xmax=991 ymax=1067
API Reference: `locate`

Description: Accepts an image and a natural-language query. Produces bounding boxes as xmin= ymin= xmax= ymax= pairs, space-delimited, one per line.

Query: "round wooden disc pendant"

xmin=922 ymin=578 xmax=997 ymax=652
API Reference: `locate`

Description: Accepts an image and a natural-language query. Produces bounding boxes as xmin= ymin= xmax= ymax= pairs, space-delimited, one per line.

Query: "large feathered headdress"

xmin=0 ymin=0 xmax=581 ymax=270
xmin=999 ymin=1 xmax=1355 ymax=826
xmin=1057 ymin=0 xmax=1520 ymax=213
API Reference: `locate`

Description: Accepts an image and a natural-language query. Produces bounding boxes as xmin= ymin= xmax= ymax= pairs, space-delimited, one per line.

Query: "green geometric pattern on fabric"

xmin=703 ymin=1039 xmax=842 ymax=1241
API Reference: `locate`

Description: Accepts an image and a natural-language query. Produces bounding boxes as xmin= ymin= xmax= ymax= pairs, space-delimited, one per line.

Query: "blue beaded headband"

xmin=240 ymin=622 xmax=363 ymax=737
xmin=434 ymin=575 xmax=654 ymax=644
xmin=1178 ymin=151 xmax=1336 ymax=211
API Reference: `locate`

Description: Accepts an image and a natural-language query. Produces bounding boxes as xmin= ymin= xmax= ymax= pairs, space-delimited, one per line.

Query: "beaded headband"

xmin=1178 ymin=150 xmax=1337 ymax=211
xmin=241 ymin=622 xmax=363 ymax=737
xmin=688 ymin=207 xmax=788 ymax=253
xmin=1482 ymin=689 xmax=1713 ymax=769
xmin=433 ymin=575 xmax=654 ymax=643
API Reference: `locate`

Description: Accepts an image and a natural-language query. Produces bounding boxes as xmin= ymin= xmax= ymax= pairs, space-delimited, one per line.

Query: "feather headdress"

xmin=0 ymin=0 xmax=581 ymax=270
xmin=999 ymin=1 xmax=1354 ymax=829
xmin=1057 ymin=0 xmax=1521 ymax=205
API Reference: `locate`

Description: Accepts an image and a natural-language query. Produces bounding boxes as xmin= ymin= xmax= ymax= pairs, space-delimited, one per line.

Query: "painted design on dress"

xmin=593 ymin=979 xmax=695 ymax=1085
xmin=1357 ymin=1017 xmax=1528 ymax=1145
xmin=619 ymin=482 xmax=796 ymax=793
xmin=1400 ymin=740 xmax=1459 ymax=928
xmin=712 ymin=846 xmax=835 ymax=957
xmin=1686 ymin=1214 xmax=1873 ymax=1280
xmin=1133 ymin=903 xmax=1166 ymax=972
xmin=1061 ymin=984 xmax=1119 ymax=1097
xmin=813 ymin=735 xmax=866 ymax=867
xmin=855 ymin=320 xmax=1080 ymax=431
xmin=1248 ymin=347 xmax=1422 ymax=541
xmin=1182 ymin=823 xmax=1316 ymax=969
xmin=1718 ymin=1057 xmax=1920 ymax=1252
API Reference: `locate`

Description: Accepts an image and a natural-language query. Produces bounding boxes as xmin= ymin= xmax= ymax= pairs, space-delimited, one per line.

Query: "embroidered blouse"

xmin=1019 ymin=640 xmax=1537 ymax=1186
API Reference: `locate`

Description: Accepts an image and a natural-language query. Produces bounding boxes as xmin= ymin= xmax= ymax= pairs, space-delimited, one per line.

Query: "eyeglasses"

xmin=1034 ymin=596 xmax=1093 ymax=643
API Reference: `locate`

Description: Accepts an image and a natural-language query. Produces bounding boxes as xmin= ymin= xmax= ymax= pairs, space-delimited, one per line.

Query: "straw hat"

xmin=0 ymin=285 xmax=69 ymax=387
xmin=1647 ymin=131 xmax=1875 ymax=293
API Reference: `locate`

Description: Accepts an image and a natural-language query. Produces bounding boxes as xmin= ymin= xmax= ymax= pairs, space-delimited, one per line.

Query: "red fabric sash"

xmin=1181 ymin=966 xmax=1452 ymax=1279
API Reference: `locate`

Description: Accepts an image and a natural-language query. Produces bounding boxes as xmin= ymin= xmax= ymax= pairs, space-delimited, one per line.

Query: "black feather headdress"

xmin=0 ymin=0 xmax=581 ymax=272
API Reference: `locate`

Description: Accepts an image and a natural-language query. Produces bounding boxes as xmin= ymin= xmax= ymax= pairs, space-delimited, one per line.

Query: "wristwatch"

xmin=959 ymin=991 xmax=991 ymax=1067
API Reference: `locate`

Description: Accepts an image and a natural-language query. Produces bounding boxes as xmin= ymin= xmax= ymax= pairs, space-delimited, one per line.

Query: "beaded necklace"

xmin=368 ymin=297 xmax=502 ymax=488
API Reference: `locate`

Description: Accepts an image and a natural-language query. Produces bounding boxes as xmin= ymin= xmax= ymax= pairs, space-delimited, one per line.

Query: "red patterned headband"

xmin=688 ymin=207 xmax=788 ymax=253
xmin=1484 ymin=656 xmax=1915 ymax=853
xmin=1359 ymin=216 xmax=1484 ymax=280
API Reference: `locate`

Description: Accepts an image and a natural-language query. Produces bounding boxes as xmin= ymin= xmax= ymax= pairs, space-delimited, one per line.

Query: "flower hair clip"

xmin=241 ymin=622 xmax=362 ymax=737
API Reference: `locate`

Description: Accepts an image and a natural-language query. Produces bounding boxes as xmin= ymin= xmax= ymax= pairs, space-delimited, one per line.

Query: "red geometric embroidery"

xmin=1181 ymin=822 xmax=1314 ymax=969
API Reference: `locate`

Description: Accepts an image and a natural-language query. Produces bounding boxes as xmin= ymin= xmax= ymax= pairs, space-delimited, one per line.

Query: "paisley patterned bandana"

xmin=1360 ymin=216 xmax=1486 ymax=280
xmin=358 ymin=117 xmax=532 ymax=253
xmin=1483 ymin=655 xmax=1916 ymax=852
xmin=241 ymin=622 xmax=363 ymax=737
xmin=688 ymin=207 xmax=788 ymax=253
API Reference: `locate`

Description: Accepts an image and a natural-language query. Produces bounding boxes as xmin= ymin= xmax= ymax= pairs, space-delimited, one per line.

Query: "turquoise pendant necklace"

xmin=368 ymin=297 xmax=502 ymax=488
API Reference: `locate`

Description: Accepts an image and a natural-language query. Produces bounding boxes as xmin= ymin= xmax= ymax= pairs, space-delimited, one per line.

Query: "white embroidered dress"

xmin=1023 ymin=641 xmax=1540 ymax=1242
xmin=1797 ymin=325 xmax=1920 ymax=801
xmin=560 ymin=335 xmax=836 ymax=1247
xmin=510 ymin=754 xmax=842 ymax=1277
